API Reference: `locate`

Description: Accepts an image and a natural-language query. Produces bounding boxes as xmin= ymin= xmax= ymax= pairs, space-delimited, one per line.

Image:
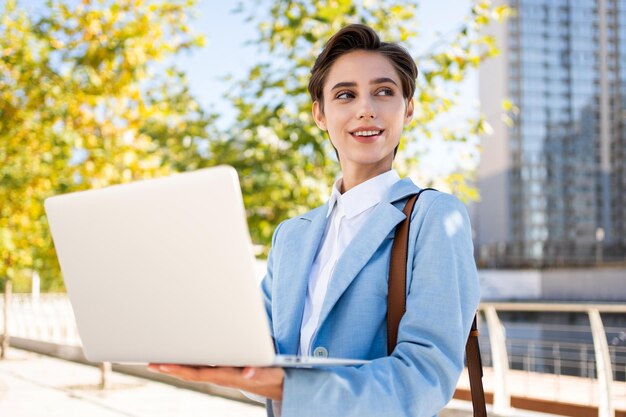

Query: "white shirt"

xmin=298 ymin=170 xmax=401 ymax=355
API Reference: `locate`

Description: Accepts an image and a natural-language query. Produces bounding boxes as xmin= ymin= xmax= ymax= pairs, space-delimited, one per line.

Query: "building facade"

xmin=476 ymin=0 xmax=626 ymax=266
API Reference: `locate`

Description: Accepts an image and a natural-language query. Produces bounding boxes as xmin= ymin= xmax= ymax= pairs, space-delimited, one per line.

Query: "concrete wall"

xmin=479 ymin=267 xmax=626 ymax=301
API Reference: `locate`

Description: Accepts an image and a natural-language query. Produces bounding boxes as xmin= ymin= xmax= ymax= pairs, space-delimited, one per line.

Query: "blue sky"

xmin=178 ymin=0 xmax=478 ymax=127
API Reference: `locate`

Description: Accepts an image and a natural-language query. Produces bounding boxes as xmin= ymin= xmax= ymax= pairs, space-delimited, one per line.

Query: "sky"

xmin=175 ymin=0 xmax=478 ymax=125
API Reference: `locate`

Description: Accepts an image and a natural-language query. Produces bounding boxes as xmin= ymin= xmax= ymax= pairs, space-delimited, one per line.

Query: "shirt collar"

xmin=326 ymin=170 xmax=401 ymax=218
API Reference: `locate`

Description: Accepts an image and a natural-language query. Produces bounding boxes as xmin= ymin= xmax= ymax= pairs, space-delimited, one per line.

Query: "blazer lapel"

xmin=274 ymin=205 xmax=329 ymax=354
xmin=315 ymin=178 xmax=421 ymax=332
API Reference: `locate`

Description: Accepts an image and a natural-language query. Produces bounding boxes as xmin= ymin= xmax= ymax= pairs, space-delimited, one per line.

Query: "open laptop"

xmin=45 ymin=166 xmax=368 ymax=368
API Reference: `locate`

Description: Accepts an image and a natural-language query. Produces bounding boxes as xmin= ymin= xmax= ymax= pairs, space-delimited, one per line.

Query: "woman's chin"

xmin=342 ymin=154 xmax=395 ymax=169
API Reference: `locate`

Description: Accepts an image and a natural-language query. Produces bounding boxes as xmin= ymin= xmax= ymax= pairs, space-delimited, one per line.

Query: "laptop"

xmin=45 ymin=166 xmax=368 ymax=368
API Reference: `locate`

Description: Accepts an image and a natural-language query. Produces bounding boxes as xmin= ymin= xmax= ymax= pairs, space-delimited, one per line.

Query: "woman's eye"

xmin=376 ymin=88 xmax=394 ymax=96
xmin=336 ymin=91 xmax=355 ymax=100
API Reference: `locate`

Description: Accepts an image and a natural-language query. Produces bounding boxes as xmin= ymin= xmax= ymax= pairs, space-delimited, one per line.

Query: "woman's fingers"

xmin=241 ymin=367 xmax=284 ymax=385
xmin=195 ymin=366 xmax=245 ymax=386
xmin=149 ymin=364 xmax=200 ymax=381
xmin=146 ymin=364 xmax=284 ymax=399
xmin=148 ymin=364 xmax=251 ymax=385
xmin=242 ymin=367 xmax=256 ymax=379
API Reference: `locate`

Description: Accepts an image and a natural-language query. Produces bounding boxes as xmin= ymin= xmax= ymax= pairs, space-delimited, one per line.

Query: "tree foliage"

xmin=215 ymin=0 xmax=511 ymax=250
xmin=1 ymin=0 xmax=511 ymax=289
xmin=1 ymin=0 xmax=214 ymax=290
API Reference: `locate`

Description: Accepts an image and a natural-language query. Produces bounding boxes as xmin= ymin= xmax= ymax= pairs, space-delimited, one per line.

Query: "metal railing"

xmin=478 ymin=302 xmax=626 ymax=417
xmin=2 ymin=293 xmax=81 ymax=346
xmin=1 ymin=294 xmax=625 ymax=417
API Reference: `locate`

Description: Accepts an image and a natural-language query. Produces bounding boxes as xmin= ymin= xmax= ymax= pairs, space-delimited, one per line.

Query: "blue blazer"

xmin=260 ymin=178 xmax=480 ymax=417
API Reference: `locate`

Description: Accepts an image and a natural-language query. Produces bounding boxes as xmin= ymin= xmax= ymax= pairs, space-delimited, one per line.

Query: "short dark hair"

xmin=308 ymin=24 xmax=418 ymax=113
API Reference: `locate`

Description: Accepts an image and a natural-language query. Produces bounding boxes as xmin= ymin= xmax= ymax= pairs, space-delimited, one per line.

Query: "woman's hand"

xmin=148 ymin=364 xmax=284 ymax=401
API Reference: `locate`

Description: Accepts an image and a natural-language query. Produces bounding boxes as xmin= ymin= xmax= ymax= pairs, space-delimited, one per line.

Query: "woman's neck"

xmin=339 ymin=163 xmax=393 ymax=193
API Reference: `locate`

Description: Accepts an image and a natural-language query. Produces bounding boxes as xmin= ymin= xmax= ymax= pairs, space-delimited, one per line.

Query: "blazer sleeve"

xmin=260 ymin=220 xmax=286 ymax=346
xmin=280 ymin=193 xmax=480 ymax=417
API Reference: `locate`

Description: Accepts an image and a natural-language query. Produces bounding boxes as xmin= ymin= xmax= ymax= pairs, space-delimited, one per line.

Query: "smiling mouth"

xmin=351 ymin=130 xmax=384 ymax=138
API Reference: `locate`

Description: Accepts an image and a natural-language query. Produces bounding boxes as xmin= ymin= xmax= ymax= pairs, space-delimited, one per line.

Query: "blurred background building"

xmin=476 ymin=0 xmax=626 ymax=267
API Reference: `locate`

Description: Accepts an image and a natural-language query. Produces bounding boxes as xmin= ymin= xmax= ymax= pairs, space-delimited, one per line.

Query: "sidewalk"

xmin=1 ymin=346 xmax=558 ymax=417
xmin=0 ymin=348 xmax=265 ymax=417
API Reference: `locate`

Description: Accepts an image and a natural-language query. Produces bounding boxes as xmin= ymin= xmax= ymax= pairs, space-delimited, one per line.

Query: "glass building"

xmin=475 ymin=0 xmax=626 ymax=266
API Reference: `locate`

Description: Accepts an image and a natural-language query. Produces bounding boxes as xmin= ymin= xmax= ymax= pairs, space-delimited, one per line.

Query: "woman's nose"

xmin=356 ymin=97 xmax=376 ymax=119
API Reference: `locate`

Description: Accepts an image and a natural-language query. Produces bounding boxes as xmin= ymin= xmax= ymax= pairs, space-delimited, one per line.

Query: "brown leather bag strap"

xmin=466 ymin=315 xmax=487 ymax=417
xmin=388 ymin=190 xmax=487 ymax=417
xmin=387 ymin=191 xmax=419 ymax=355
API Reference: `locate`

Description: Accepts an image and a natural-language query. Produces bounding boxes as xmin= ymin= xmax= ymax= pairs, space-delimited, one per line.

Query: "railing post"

xmin=484 ymin=306 xmax=511 ymax=414
xmin=1 ymin=279 xmax=12 ymax=359
xmin=99 ymin=362 xmax=111 ymax=389
xmin=588 ymin=308 xmax=614 ymax=417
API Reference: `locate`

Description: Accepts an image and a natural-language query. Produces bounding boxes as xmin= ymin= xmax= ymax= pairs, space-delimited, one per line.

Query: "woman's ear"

xmin=312 ymin=101 xmax=327 ymax=131
xmin=404 ymin=98 xmax=415 ymax=126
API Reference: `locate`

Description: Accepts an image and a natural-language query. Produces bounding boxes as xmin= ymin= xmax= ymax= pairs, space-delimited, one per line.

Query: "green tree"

xmin=1 ymin=0 xmax=511 ymax=294
xmin=1 ymin=0 xmax=214 ymax=291
xmin=215 ymin=0 xmax=510 ymax=251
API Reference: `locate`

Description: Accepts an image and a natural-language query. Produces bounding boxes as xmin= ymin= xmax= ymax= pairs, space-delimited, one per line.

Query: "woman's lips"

xmin=350 ymin=130 xmax=384 ymax=143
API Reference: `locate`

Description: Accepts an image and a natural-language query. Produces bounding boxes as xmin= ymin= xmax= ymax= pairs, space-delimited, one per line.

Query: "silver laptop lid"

xmin=45 ymin=166 xmax=276 ymax=366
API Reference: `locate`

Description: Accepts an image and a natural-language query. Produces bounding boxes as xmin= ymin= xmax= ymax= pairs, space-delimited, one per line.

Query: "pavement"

xmin=0 ymin=348 xmax=265 ymax=417
xmin=0 ymin=347 xmax=560 ymax=417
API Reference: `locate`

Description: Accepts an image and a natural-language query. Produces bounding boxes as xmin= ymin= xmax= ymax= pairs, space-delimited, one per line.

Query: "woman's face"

xmin=312 ymin=50 xmax=414 ymax=175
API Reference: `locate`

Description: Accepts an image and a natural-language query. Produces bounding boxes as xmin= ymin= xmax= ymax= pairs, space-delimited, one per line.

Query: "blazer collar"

xmin=316 ymin=177 xmax=421 ymax=336
xmin=275 ymin=177 xmax=421 ymax=354
xmin=315 ymin=202 xmax=404 ymax=331
xmin=385 ymin=177 xmax=422 ymax=205
xmin=299 ymin=178 xmax=420 ymax=221
xmin=274 ymin=204 xmax=328 ymax=354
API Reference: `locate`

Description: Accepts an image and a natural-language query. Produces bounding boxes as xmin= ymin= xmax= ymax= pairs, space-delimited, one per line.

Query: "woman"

xmin=150 ymin=23 xmax=480 ymax=417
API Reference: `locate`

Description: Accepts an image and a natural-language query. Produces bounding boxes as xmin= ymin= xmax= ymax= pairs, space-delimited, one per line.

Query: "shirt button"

xmin=313 ymin=347 xmax=328 ymax=358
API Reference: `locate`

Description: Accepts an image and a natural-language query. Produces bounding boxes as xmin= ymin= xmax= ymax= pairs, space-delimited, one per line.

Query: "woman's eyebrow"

xmin=330 ymin=81 xmax=357 ymax=91
xmin=330 ymin=77 xmax=399 ymax=91
xmin=370 ymin=77 xmax=398 ymax=87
